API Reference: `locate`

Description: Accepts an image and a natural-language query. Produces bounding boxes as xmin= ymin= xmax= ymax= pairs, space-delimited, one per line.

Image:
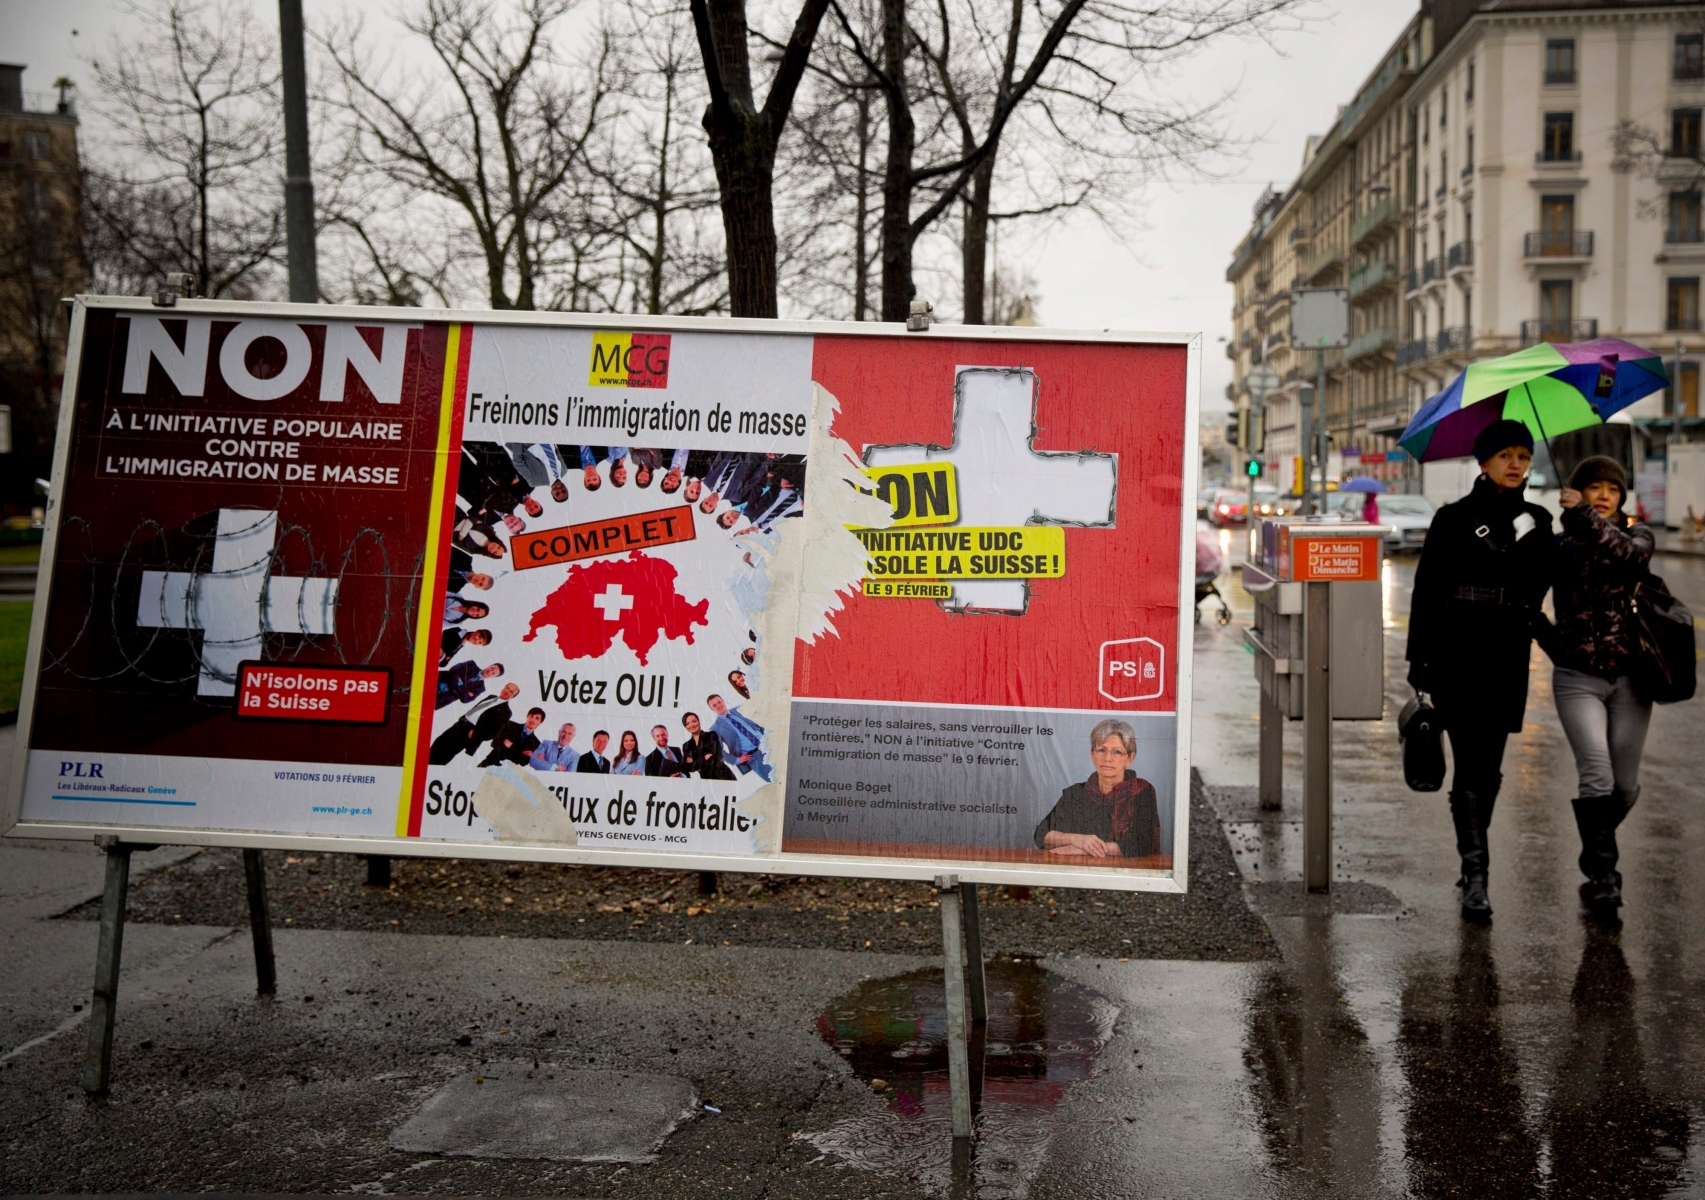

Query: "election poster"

xmin=5 ymin=299 xmax=1197 ymax=891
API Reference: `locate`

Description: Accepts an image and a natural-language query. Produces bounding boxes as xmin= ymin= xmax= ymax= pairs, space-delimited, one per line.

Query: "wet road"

xmin=1188 ymin=526 xmax=1705 ymax=1198
xmin=4 ymin=533 xmax=1705 ymax=1196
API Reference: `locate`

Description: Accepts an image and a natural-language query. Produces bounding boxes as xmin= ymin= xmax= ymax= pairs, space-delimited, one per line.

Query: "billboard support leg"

xmin=961 ymin=883 xmax=987 ymax=1024
xmin=936 ymin=874 xmax=973 ymax=1140
xmin=244 ymin=849 xmax=276 ymax=996
xmin=1303 ymin=580 xmax=1333 ymax=893
xmin=1259 ymin=670 xmax=1283 ymax=812
xmin=364 ymin=855 xmax=391 ymax=888
xmin=84 ymin=839 xmax=133 ymax=1095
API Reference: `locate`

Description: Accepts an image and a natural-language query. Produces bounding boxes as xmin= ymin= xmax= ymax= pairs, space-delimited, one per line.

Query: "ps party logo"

xmin=589 ymin=331 xmax=671 ymax=390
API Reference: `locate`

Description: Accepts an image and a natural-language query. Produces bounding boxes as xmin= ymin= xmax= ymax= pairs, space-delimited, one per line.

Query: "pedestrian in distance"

xmin=1406 ymin=419 xmax=1555 ymax=921
xmin=1545 ymin=455 xmax=1656 ymax=912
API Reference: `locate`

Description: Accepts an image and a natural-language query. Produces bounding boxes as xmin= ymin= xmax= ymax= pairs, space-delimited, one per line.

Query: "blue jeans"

xmin=1553 ymin=668 xmax=1652 ymax=798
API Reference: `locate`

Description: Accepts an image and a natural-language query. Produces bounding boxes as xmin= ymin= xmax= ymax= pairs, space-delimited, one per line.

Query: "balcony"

xmin=1523 ymin=230 xmax=1594 ymax=258
xmin=1669 ymin=317 xmax=1703 ymax=333
xmin=1253 ymin=269 xmax=1271 ymax=293
xmin=1536 ymin=150 xmax=1583 ymax=165
xmin=1224 ymin=340 xmax=1238 ymax=359
xmin=1421 ymin=256 xmax=1446 ymax=284
xmin=1447 ymin=240 xmax=1474 ymax=272
xmin=1305 ymin=246 xmax=1343 ymax=280
xmin=1265 ymin=330 xmax=1287 ymax=350
xmin=1436 ymin=325 xmax=1472 ymax=355
xmin=1521 ymin=317 xmax=1598 ymax=345
xmin=1544 ymin=68 xmax=1577 ymax=86
xmin=1405 ymin=268 xmax=1420 ymax=293
xmin=1397 ymin=338 xmax=1429 ymax=367
xmin=1349 ymin=259 xmax=1397 ymax=301
xmin=1346 ymin=327 xmax=1394 ymax=362
xmin=1350 ymin=197 xmax=1398 ymax=247
xmin=1290 ymin=225 xmax=1312 ymax=245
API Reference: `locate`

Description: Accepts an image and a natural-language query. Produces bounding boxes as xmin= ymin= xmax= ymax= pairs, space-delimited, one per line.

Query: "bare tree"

xmin=590 ymin=0 xmax=728 ymax=316
xmin=83 ymin=0 xmax=285 ymax=299
xmin=321 ymin=0 xmax=614 ymax=311
xmin=689 ymin=0 xmax=834 ymax=317
xmin=831 ymin=0 xmax=1299 ymax=321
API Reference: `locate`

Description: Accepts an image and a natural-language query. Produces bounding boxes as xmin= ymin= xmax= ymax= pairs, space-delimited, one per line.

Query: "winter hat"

xmin=1568 ymin=455 xmax=1627 ymax=499
xmin=1472 ymin=419 xmax=1535 ymax=463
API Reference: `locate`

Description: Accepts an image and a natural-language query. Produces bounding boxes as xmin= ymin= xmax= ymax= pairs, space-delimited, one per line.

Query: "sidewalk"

xmin=5 ymin=552 xmax=1705 ymax=1196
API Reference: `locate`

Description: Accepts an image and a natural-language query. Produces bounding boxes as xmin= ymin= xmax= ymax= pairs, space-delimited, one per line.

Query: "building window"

xmin=1441 ymin=93 xmax=1448 ymax=128
xmin=1674 ymin=108 xmax=1703 ymax=160
xmin=1466 ymin=60 xmax=1475 ymax=102
xmin=1465 ymin=131 xmax=1474 ymax=175
xmin=1678 ymin=33 xmax=1704 ymax=81
xmin=1671 ymin=192 xmax=1704 ymax=244
xmin=22 ymin=130 xmax=47 ymax=160
xmin=1541 ymin=279 xmax=1574 ymax=329
xmin=1678 ymin=363 xmax=1701 ymax=419
xmin=1543 ymin=112 xmax=1575 ymax=161
xmin=1670 ymin=277 xmax=1701 ymax=332
xmin=1422 ymin=104 xmax=1429 ymax=145
xmin=1546 ymin=39 xmax=1577 ymax=85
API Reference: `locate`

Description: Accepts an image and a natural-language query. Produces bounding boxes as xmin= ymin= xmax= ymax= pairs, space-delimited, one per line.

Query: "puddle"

xmin=801 ymin=958 xmax=1118 ymax=1199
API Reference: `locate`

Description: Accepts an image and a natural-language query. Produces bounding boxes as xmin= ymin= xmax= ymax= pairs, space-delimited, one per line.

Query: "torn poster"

xmin=9 ymin=300 xmax=1196 ymax=892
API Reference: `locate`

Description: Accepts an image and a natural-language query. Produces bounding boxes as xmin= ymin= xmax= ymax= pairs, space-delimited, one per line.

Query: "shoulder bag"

xmin=1629 ymin=572 xmax=1696 ymax=704
xmin=1398 ymin=692 xmax=1445 ymax=792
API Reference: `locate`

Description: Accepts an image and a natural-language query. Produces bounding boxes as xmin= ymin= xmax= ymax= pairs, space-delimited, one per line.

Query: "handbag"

xmin=1629 ymin=571 xmax=1696 ymax=704
xmin=1398 ymin=691 xmax=1445 ymax=792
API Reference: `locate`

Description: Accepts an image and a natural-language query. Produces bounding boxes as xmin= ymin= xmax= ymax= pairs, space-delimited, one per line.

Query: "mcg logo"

xmin=588 ymin=331 xmax=671 ymax=390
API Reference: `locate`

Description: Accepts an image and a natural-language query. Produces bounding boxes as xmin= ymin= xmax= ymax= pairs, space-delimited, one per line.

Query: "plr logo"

xmin=1099 ymin=637 xmax=1164 ymax=703
xmin=589 ymin=331 xmax=671 ymax=389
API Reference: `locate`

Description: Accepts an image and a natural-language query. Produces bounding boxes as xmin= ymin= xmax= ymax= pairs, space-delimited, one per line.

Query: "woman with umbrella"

xmin=1549 ymin=456 xmax=1655 ymax=911
xmin=1406 ymin=420 xmax=1555 ymax=920
xmin=1401 ymin=338 xmax=1670 ymax=921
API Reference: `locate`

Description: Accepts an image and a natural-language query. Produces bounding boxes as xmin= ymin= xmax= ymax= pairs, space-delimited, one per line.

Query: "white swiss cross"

xmin=864 ymin=366 xmax=1117 ymax=613
xmin=591 ymin=583 xmax=635 ymax=621
xmin=136 ymin=509 xmax=338 ymax=696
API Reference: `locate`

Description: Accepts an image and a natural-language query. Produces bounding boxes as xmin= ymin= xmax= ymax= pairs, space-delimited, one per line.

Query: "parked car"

xmin=1208 ymin=486 xmax=1284 ymax=526
xmin=1326 ymin=491 xmax=1436 ymax=552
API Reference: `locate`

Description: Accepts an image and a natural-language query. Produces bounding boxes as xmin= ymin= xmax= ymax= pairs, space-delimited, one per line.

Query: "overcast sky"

xmin=5 ymin=0 xmax=1417 ymax=416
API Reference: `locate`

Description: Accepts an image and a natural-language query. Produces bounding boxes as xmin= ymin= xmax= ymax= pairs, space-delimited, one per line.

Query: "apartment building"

xmin=0 ymin=63 xmax=84 ymax=460
xmin=1402 ymin=4 xmax=1703 ymax=434
xmin=1227 ymin=2 xmax=1702 ymax=493
xmin=1226 ymin=19 xmax=1425 ymax=490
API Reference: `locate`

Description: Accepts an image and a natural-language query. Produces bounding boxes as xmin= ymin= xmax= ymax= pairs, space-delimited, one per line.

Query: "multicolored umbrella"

xmin=1399 ymin=338 xmax=1670 ymax=462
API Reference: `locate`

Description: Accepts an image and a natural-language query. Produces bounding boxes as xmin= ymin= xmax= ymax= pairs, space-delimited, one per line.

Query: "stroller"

xmin=1194 ymin=529 xmax=1231 ymax=625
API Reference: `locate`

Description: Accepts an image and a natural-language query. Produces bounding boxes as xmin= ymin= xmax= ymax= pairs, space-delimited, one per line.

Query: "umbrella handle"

xmin=1522 ymin=381 xmax=1556 ymax=478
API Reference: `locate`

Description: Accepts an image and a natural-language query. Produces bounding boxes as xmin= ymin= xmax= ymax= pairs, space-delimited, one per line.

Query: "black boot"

xmin=1573 ymin=788 xmax=1637 ymax=910
xmin=1450 ymin=790 xmax=1493 ymax=921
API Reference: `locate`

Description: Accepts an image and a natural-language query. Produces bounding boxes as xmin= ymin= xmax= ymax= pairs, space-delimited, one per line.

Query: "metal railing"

xmin=1266 ymin=330 xmax=1287 ymax=350
xmin=1348 ymin=259 xmax=1396 ymax=300
xmin=1447 ymin=241 xmax=1474 ymax=270
xmin=1397 ymin=338 xmax=1429 ymax=367
xmin=1346 ymin=327 xmax=1394 ymax=361
xmin=1305 ymin=246 xmax=1343 ymax=279
xmin=1544 ymin=68 xmax=1577 ymax=86
xmin=1669 ymin=316 xmax=1703 ymax=332
xmin=1523 ymin=230 xmax=1594 ymax=257
xmin=1405 ymin=268 xmax=1420 ymax=293
xmin=1350 ymin=196 xmax=1397 ymax=246
xmin=1536 ymin=149 xmax=1583 ymax=164
xmin=1421 ymin=256 xmax=1445 ymax=284
xmin=1436 ymin=325 xmax=1472 ymax=355
xmin=1521 ymin=317 xmax=1598 ymax=345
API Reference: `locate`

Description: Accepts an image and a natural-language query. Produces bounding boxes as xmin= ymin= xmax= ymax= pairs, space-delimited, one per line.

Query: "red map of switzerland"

xmin=523 ymin=552 xmax=709 ymax=665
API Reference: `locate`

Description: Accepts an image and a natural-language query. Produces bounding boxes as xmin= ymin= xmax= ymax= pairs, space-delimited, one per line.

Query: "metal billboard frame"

xmin=4 ymin=296 xmax=1201 ymax=895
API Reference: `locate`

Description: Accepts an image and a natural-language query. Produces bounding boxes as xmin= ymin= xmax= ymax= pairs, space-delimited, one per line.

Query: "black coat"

xmin=1548 ymin=506 xmax=1655 ymax=680
xmin=427 ymin=699 xmax=512 ymax=765
xmin=1406 ymin=475 xmax=1554 ymax=732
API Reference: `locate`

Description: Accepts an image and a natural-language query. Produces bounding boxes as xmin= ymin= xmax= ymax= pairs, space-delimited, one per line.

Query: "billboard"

xmin=4 ymin=299 xmax=1198 ymax=891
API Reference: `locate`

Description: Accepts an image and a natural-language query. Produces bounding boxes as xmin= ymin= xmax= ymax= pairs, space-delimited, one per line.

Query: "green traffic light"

xmin=1245 ymin=459 xmax=1261 ymax=477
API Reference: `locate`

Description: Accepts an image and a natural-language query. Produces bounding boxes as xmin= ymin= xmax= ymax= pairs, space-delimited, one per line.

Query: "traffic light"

xmin=1245 ymin=458 xmax=1261 ymax=478
xmin=1227 ymin=415 xmax=1243 ymax=451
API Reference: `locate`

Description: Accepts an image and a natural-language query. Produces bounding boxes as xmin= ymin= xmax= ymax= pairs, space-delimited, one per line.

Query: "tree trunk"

xmin=704 ymin=116 xmax=780 ymax=318
xmin=960 ymin=154 xmax=995 ymax=324
xmin=854 ymin=87 xmax=870 ymax=321
xmin=878 ymin=0 xmax=914 ymax=322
